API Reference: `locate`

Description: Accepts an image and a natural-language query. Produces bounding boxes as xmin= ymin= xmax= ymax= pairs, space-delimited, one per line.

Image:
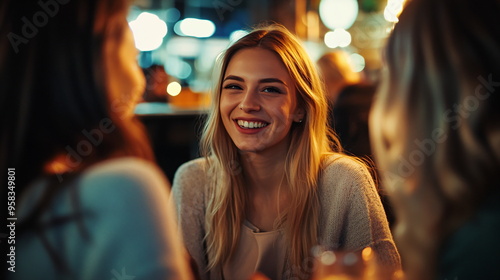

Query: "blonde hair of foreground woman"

xmin=370 ymin=0 xmax=500 ymax=279
xmin=201 ymin=23 xmax=341 ymax=270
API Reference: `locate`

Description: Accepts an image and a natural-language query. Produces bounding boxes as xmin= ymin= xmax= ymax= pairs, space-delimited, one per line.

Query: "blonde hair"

xmin=370 ymin=0 xmax=500 ymax=279
xmin=200 ymin=24 xmax=341 ymax=272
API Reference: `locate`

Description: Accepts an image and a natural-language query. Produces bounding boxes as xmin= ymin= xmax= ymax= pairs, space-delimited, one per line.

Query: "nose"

xmin=239 ymin=88 xmax=261 ymax=112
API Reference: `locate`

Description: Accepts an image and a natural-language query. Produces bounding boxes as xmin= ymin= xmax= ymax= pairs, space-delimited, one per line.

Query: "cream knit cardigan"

xmin=172 ymin=154 xmax=401 ymax=280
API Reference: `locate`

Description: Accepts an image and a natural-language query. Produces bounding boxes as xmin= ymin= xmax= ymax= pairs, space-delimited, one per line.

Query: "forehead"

xmin=225 ymin=47 xmax=292 ymax=82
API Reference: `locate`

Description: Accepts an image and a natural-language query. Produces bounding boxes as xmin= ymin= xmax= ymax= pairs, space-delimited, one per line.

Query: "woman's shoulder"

xmin=439 ymin=190 xmax=500 ymax=279
xmin=71 ymin=159 xmax=192 ymax=279
xmin=173 ymin=157 xmax=209 ymax=187
xmin=171 ymin=158 xmax=208 ymax=224
xmin=171 ymin=157 xmax=210 ymax=205
xmin=78 ymin=157 xmax=170 ymax=206
xmin=82 ymin=157 xmax=168 ymax=186
xmin=322 ymin=153 xmax=372 ymax=179
xmin=84 ymin=157 xmax=165 ymax=178
xmin=175 ymin=157 xmax=208 ymax=177
xmin=319 ymin=153 xmax=375 ymax=194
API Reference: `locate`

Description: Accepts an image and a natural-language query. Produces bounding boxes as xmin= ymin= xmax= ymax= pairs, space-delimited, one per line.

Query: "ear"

xmin=293 ymin=107 xmax=305 ymax=123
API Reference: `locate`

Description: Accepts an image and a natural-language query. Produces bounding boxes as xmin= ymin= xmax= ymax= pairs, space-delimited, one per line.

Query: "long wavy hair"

xmin=0 ymin=0 xmax=153 ymax=272
xmin=370 ymin=0 xmax=500 ymax=279
xmin=200 ymin=24 xmax=341 ymax=272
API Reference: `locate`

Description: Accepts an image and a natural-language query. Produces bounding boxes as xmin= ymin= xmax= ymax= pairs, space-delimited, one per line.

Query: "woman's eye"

xmin=223 ymin=84 xmax=242 ymax=90
xmin=262 ymin=87 xmax=281 ymax=93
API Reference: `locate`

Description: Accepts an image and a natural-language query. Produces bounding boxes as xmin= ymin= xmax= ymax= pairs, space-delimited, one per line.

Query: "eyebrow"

xmin=223 ymin=75 xmax=288 ymax=87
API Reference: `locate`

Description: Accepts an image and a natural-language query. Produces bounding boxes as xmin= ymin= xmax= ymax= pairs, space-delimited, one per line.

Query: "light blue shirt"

xmin=12 ymin=158 xmax=191 ymax=280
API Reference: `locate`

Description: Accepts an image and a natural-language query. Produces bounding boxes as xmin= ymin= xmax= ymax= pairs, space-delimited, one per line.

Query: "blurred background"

xmin=131 ymin=0 xmax=406 ymax=180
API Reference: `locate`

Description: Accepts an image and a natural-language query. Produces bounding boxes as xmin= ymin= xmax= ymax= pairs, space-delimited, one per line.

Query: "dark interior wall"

xmin=138 ymin=113 xmax=206 ymax=182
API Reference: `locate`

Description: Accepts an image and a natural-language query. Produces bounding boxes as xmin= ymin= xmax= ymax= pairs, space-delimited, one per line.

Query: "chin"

xmin=235 ymin=144 xmax=266 ymax=154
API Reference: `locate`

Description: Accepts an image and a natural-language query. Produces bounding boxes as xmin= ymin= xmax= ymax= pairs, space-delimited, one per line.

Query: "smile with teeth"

xmin=237 ymin=119 xmax=269 ymax=129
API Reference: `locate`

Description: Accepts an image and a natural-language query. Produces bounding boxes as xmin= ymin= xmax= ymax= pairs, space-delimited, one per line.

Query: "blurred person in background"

xmin=172 ymin=24 xmax=400 ymax=280
xmin=142 ymin=64 xmax=170 ymax=103
xmin=0 ymin=0 xmax=193 ymax=279
xmin=317 ymin=51 xmax=394 ymax=225
xmin=370 ymin=0 xmax=500 ymax=279
xmin=317 ymin=51 xmax=376 ymax=159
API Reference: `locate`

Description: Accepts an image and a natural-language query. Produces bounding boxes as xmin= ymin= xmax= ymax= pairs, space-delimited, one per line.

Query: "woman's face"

xmin=104 ymin=18 xmax=145 ymax=118
xmin=220 ymin=47 xmax=304 ymax=155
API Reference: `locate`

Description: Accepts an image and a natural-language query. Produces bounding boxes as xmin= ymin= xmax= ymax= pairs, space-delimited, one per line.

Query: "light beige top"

xmin=223 ymin=220 xmax=286 ymax=280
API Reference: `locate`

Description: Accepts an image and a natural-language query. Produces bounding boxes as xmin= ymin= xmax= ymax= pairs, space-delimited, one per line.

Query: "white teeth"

xmin=237 ymin=120 xmax=268 ymax=129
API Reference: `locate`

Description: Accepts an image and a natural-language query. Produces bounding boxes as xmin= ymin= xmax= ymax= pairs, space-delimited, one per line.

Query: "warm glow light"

xmin=306 ymin=11 xmax=320 ymax=41
xmin=129 ymin=12 xmax=167 ymax=51
xmin=384 ymin=0 xmax=407 ymax=22
xmin=319 ymin=0 xmax=359 ymax=30
xmin=174 ymin=18 xmax=216 ymax=38
xmin=361 ymin=247 xmax=373 ymax=261
xmin=167 ymin=82 xmax=182 ymax=96
xmin=324 ymin=28 xmax=352 ymax=48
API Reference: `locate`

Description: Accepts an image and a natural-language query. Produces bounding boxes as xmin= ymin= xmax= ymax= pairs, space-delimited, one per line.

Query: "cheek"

xmin=273 ymin=104 xmax=296 ymax=135
xmin=123 ymin=59 xmax=145 ymax=95
xmin=119 ymin=40 xmax=145 ymax=95
xmin=219 ymin=94 xmax=237 ymax=116
xmin=109 ymin=53 xmax=144 ymax=118
xmin=113 ymin=28 xmax=145 ymax=97
xmin=219 ymin=96 xmax=234 ymax=127
xmin=272 ymin=103 xmax=294 ymax=123
xmin=107 ymin=44 xmax=142 ymax=83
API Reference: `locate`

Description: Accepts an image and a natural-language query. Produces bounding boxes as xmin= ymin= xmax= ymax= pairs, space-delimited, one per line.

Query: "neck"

xmin=240 ymin=150 xmax=291 ymax=231
xmin=240 ymin=149 xmax=287 ymax=194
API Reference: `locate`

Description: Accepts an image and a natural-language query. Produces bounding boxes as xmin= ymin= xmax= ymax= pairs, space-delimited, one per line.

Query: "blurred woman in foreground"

xmin=370 ymin=0 xmax=500 ymax=279
xmin=0 ymin=0 xmax=192 ymax=279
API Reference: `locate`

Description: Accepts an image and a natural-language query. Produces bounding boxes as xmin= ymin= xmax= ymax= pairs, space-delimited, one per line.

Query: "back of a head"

xmin=317 ymin=51 xmax=361 ymax=85
xmin=371 ymin=0 xmax=500 ymax=278
xmin=0 ymin=0 xmax=152 ymax=190
xmin=317 ymin=51 xmax=362 ymax=102
xmin=143 ymin=64 xmax=170 ymax=102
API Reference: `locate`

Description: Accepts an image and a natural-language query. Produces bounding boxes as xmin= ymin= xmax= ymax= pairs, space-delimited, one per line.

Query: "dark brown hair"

xmin=0 ymin=0 xmax=153 ymax=274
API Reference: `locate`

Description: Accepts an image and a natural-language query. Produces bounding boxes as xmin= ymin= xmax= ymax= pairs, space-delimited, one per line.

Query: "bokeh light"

xmin=384 ymin=0 xmax=407 ymax=22
xmin=167 ymin=81 xmax=182 ymax=96
xmin=324 ymin=28 xmax=352 ymax=48
xmin=349 ymin=53 xmax=366 ymax=72
xmin=229 ymin=30 xmax=249 ymax=43
xmin=129 ymin=12 xmax=167 ymax=51
xmin=174 ymin=18 xmax=216 ymax=38
xmin=319 ymin=0 xmax=359 ymax=30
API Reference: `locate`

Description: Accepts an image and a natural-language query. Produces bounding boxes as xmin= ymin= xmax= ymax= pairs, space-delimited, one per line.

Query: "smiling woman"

xmin=172 ymin=24 xmax=401 ymax=280
xmin=220 ymin=47 xmax=303 ymax=155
